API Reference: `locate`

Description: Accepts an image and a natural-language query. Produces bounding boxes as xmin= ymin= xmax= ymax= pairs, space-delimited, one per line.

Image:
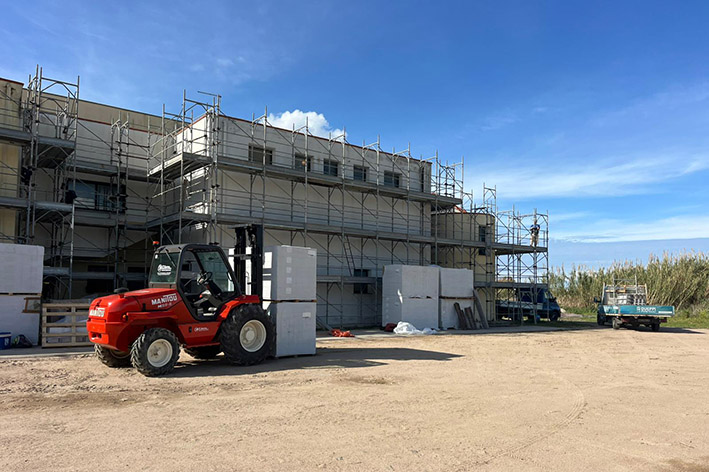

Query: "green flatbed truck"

xmin=595 ymin=277 xmax=674 ymax=332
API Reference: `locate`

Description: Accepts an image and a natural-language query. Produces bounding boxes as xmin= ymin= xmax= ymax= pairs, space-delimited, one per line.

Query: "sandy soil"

xmin=1 ymin=326 xmax=708 ymax=472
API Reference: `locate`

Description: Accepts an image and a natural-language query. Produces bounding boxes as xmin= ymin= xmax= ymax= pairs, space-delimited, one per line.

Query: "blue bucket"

xmin=0 ymin=332 xmax=11 ymax=350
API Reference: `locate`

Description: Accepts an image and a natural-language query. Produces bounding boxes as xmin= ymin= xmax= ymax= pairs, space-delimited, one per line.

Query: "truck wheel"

xmin=612 ymin=317 xmax=621 ymax=330
xmin=95 ymin=345 xmax=131 ymax=368
xmin=549 ymin=311 xmax=560 ymax=322
xmin=651 ymin=322 xmax=661 ymax=332
xmin=184 ymin=345 xmax=222 ymax=359
xmin=220 ymin=304 xmax=274 ymax=366
xmin=597 ymin=314 xmax=606 ymax=326
xmin=130 ymin=328 xmax=180 ymax=377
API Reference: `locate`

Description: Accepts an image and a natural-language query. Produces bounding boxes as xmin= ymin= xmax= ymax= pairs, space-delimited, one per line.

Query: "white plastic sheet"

xmin=392 ymin=321 xmax=437 ymax=335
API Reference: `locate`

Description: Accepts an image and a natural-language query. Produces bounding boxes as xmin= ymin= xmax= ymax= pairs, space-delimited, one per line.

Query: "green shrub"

xmin=548 ymin=252 xmax=709 ymax=314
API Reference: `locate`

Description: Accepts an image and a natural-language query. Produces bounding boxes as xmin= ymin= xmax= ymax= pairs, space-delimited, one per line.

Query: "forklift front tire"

xmin=612 ymin=317 xmax=622 ymax=330
xmin=131 ymin=328 xmax=181 ymax=376
xmin=221 ymin=304 xmax=274 ymax=366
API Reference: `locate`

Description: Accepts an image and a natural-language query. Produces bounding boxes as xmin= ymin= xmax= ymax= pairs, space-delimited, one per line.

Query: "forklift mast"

xmin=234 ymin=224 xmax=264 ymax=299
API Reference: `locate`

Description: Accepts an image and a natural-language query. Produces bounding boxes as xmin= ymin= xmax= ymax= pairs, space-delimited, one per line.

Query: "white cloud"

xmin=267 ymin=110 xmax=346 ymax=140
xmin=473 ymin=153 xmax=709 ymax=200
xmin=480 ymin=111 xmax=518 ymax=131
xmin=592 ymin=82 xmax=709 ymax=127
xmin=551 ymin=211 xmax=590 ymax=223
xmin=216 ymin=58 xmax=234 ymax=68
xmin=555 ymin=214 xmax=709 ymax=243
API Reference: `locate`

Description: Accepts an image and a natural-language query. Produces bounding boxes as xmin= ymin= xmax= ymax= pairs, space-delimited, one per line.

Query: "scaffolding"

xmin=149 ymin=91 xmax=222 ymax=247
xmin=486 ymin=186 xmax=550 ymax=323
xmin=0 ymin=67 xmax=163 ymax=298
xmin=142 ymin=93 xmax=467 ymax=326
xmin=0 ymin=67 xmax=79 ymax=296
xmin=0 ymin=67 xmax=549 ymax=327
xmin=430 ymin=180 xmax=549 ymax=323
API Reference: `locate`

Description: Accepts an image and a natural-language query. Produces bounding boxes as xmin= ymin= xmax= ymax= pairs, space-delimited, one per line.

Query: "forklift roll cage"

xmin=146 ymin=224 xmax=264 ymax=322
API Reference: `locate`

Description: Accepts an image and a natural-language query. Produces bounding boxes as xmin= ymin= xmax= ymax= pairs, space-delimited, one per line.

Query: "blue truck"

xmin=595 ymin=278 xmax=674 ymax=331
xmin=496 ymin=287 xmax=562 ymax=322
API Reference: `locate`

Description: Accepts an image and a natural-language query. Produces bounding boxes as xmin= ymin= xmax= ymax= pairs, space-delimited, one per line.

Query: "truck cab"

xmin=519 ymin=287 xmax=561 ymax=321
xmin=496 ymin=287 xmax=561 ymax=322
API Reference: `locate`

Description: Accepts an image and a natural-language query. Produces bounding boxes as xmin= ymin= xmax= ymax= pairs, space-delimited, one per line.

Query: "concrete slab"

xmin=382 ymin=264 xmax=439 ymax=299
xmin=439 ymin=268 xmax=474 ymax=298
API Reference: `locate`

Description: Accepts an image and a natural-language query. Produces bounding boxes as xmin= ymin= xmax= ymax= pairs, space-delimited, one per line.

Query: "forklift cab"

xmin=149 ymin=244 xmax=241 ymax=320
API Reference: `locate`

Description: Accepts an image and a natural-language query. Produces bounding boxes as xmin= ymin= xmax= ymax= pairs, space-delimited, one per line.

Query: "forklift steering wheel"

xmin=197 ymin=271 xmax=213 ymax=286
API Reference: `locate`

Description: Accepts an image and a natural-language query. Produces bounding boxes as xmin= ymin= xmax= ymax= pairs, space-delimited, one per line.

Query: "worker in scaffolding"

xmin=530 ymin=218 xmax=540 ymax=246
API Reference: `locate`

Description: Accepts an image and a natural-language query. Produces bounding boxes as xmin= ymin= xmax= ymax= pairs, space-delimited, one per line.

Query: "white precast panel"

xmin=439 ymin=268 xmax=474 ymax=298
xmin=439 ymin=298 xmax=475 ymax=329
xmin=267 ymin=302 xmax=317 ymax=357
xmin=0 ymin=295 xmax=39 ymax=344
xmin=382 ymin=265 xmax=439 ymax=300
xmin=263 ymin=245 xmax=317 ymax=301
xmin=0 ymin=243 xmax=44 ymax=294
xmin=382 ymin=296 xmax=438 ymax=329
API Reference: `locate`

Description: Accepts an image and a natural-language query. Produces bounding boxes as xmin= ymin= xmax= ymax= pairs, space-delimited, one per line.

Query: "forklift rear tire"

xmin=549 ymin=311 xmax=560 ymax=322
xmin=651 ymin=322 xmax=661 ymax=332
xmin=597 ymin=314 xmax=606 ymax=326
xmin=220 ymin=304 xmax=274 ymax=366
xmin=612 ymin=317 xmax=621 ymax=330
xmin=95 ymin=345 xmax=131 ymax=368
xmin=130 ymin=328 xmax=181 ymax=377
xmin=184 ymin=345 xmax=222 ymax=360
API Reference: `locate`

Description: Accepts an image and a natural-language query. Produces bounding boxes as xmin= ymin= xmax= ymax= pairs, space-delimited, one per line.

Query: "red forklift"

xmin=86 ymin=225 xmax=271 ymax=376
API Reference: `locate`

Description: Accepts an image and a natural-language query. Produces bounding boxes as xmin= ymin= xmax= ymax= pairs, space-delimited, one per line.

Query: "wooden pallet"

xmin=41 ymin=303 xmax=92 ymax=348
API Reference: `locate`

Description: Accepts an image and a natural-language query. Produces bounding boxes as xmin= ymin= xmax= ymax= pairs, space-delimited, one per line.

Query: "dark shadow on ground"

xmin=453 ymin=321 xmax=705 ymax=336
xmin=169 ymin=346 xmax=462 ymax=378
xmin=474 ymin=321 xmax=601 ymax=333
xmin=614 ymin=325 xmax=705 ymax=334
xmin=523 ymin=321 xmax=704 ymax=335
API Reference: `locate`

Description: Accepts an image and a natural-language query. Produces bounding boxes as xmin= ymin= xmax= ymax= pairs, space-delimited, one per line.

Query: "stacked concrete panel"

xmin=438 ymin=268 xmax=475 ymax=329
xmin=263 ymin=246 xmax=317 ymax=357
xmin=263 ymin=245 xmax=317 ymax=301
xmin=0 ymin=243 xmax=44 ymax=344
xmin=0 ymin=243 xmax=44 ymax=294
xmin=0 ymin=296 xmax=39 ymax=344
xmin=439 ymin=268 xmax=475 ymax=298
xmin=267 ymin=302 xmax=317 ymax=357
xmin=382 ymin=265 xmax=439 ymax=329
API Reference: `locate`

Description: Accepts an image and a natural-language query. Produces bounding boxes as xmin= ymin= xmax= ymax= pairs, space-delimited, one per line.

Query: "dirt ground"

xmin=2 ymin=326 xmax=709 ymax=472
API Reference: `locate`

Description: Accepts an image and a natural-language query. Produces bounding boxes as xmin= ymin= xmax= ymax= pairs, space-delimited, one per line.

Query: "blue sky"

xmin=2 ymin=0 xmax=708 ymax=267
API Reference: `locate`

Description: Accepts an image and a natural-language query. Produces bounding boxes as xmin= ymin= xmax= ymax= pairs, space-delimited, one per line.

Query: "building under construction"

xmin=0 ymin=67 xmax=548 ymax=327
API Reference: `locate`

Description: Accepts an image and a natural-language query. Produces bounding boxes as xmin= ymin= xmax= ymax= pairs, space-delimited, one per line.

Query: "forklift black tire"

xmin=651 ymin=322 xmax=661 ymax=332
xmin=130 ymin=328 xmax=181 ymax=377
xmin=220 ymin=304 xmax=274 ymax=366
xmin=612 ymin=318 xmax=621 ymax=330
xmin=184 ymin=345 xmax=222 ymax=360
xmin=597 ymin=314 xmax=606 ymax=326
xmin=95 ymin=345 xmax=131 ymax=368
xmin=549 ymin=311 xmax=561 ymax=322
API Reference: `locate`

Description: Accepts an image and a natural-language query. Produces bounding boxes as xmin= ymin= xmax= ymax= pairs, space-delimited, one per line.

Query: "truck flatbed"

xmin=601 ymin=305 xmax=675 ymax=316
xmin=596 ymin=278 xmax=675 ymax=331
